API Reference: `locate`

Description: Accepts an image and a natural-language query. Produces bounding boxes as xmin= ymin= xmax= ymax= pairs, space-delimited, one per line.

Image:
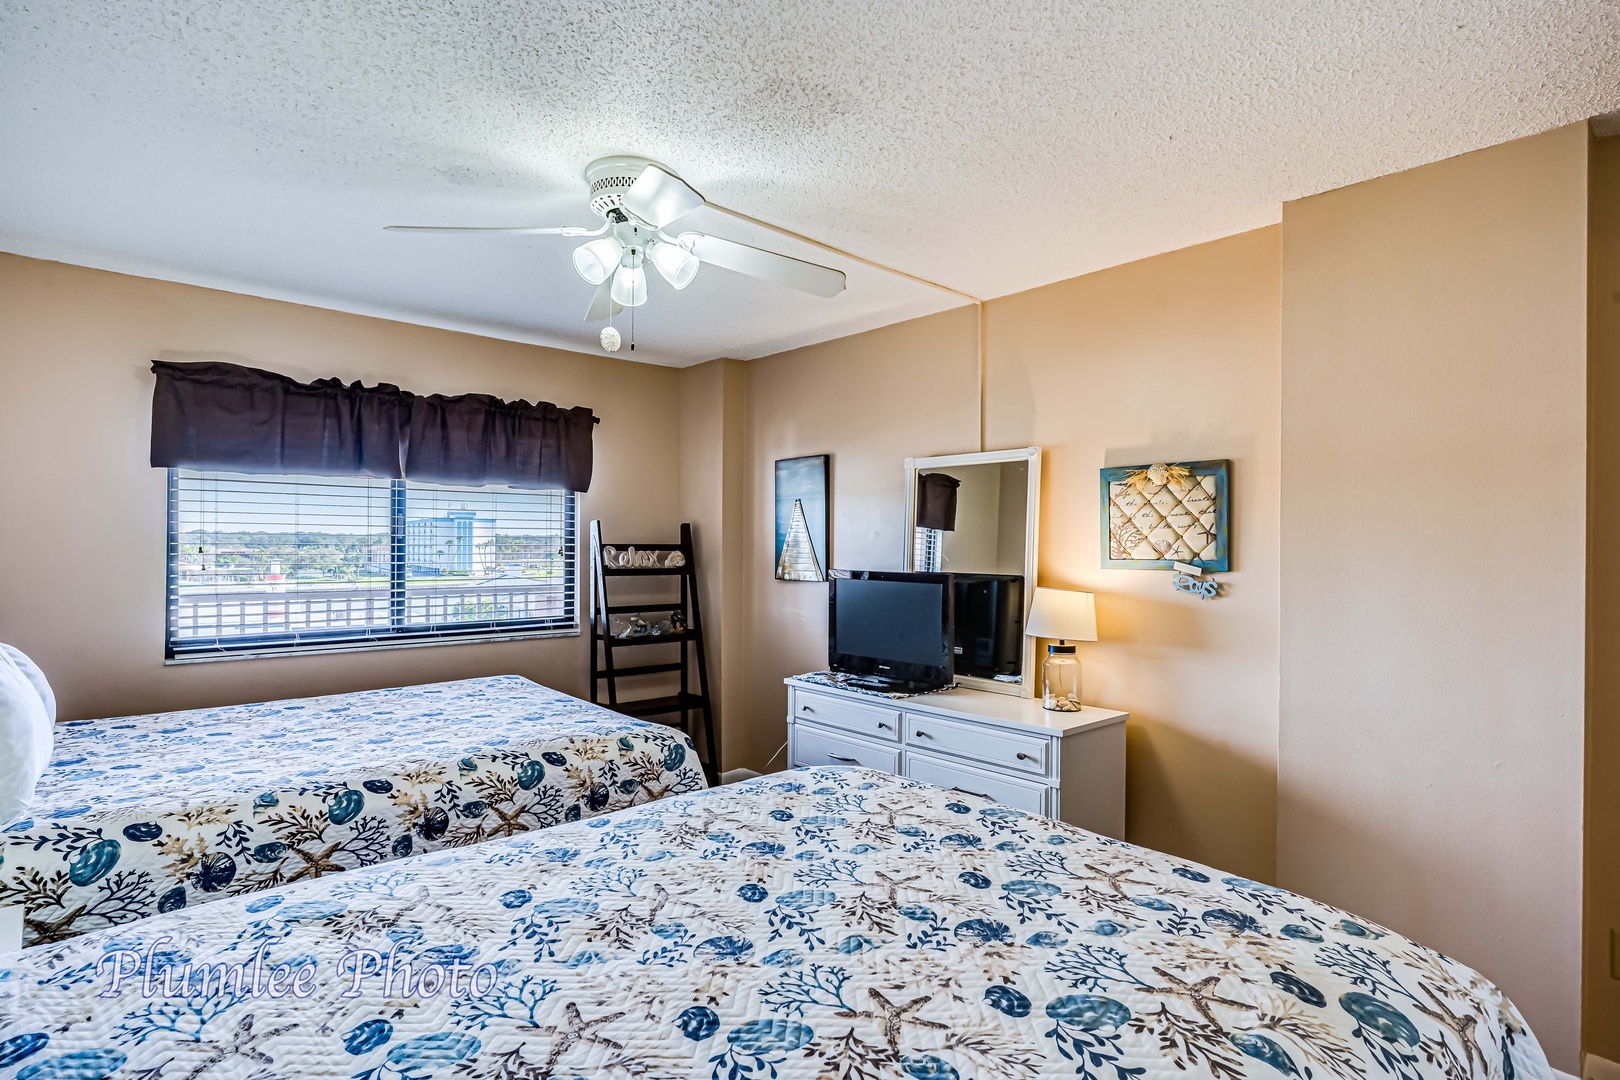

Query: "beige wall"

xmin=679 ymin=357 xmax=750 ymax=770
xmin=740 ymin=229 xmax=1282 ymax=882
xmin=1587 ymin=132 xmax=1620 ymax=1061
xmin=1278 ymin=124 xmax=1589 ymax=1068
xmin=987 ymin=227 xmax=1282 ymax=882
xmin=0 ymin=253 xmax=681 ymax=722
xmin=742 ymin=307 xmax=980 ymax=770
xmin=936 ymin=463 xmax=1005 ymax=572
xmin=995 ymin=465 xmax=1029 ymax=575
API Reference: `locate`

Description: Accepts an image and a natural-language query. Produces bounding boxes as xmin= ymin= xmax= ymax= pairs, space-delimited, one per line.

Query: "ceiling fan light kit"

xmin=648 ymin=238 xmax=699 ymax=289
xmin=571 ymin=236 xmax=625 ymax=285
xmin=388 ymin=155 xmax=850 ymax=351
xmin=609 ymin=252 xmax=648 ymax=308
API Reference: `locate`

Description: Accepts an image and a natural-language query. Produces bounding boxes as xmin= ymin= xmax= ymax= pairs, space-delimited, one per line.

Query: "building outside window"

xmin=406 ymin=509 xmax=496 ymax=575
xmin=166 ymin=469 xmax=577 ymax=659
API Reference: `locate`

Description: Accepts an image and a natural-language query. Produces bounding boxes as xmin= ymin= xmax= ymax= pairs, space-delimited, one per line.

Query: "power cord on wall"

xmin=761 ymin=740 xmax=788 ymax=772
xmin=717 ymin=741 xmax=790 ymax=787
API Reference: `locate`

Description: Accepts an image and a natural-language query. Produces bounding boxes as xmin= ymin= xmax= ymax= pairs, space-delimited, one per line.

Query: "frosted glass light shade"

xmin=1025 ymin=588 xmax=1097 ymax=642
xmin=572 ymin=237 xmax=624 ymax=285
xmin=648 ymin=239 xmax=699 ymax=289
xmin=610 ymin=263 xmax=647 ymax=307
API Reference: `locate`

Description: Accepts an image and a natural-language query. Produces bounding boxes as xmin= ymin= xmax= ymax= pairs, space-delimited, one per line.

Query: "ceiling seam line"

xmin=705 ymin=203 xmax=980 ymax=303
xmin=705 ymin=200 xmax=986 ymax=451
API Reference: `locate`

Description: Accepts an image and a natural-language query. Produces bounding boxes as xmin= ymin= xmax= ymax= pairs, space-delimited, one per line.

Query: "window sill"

xmin=164 ymin=625 xmax=580 ymax=664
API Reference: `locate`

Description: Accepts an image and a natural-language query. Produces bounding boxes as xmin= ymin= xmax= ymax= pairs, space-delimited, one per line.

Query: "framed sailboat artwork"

xmin=774 ymin=454 xmax=829 ymax=581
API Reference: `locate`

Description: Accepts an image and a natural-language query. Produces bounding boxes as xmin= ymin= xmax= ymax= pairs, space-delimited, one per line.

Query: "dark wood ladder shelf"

xmin=589 ymin=520 xmax=718 ymax=784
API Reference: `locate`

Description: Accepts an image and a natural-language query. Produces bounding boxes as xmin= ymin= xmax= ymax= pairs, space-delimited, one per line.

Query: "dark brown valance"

xmin=150 ymin=361 xmax=597 ymax=492
xmin=150 ymin=361 xmax=411 ymax=479
xmin=405 ymin=392 xmax=596 ymax=491
xmin=917 ymin=472 xmax=961 ymax=531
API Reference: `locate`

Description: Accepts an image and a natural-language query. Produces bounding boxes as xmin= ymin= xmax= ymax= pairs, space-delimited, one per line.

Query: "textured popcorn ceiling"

xmin=2 ymin=2 xmax=1618 ymax=366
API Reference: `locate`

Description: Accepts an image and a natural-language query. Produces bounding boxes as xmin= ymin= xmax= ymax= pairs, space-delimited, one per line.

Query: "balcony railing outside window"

xmin=167 ymin=470 xmax=577 ymax=659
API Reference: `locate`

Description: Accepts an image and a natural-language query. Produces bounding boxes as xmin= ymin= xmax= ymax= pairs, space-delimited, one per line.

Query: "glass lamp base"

xmin=1041 ymin=650 xmax=1081 ymax=712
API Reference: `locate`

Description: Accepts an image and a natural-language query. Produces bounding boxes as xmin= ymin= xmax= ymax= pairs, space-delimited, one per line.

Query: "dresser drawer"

xmin=791 ymin=722 xmax=902 ymax=772
xmin=903 ymin=712 xmax=1051 ymax=777
xmin=791 ymin=691 xmax=901 ymax=743
xmin=903 ymin=750 xmax=1049 ymax=815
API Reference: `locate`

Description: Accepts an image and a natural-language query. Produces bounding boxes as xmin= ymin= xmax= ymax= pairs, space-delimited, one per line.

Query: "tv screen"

xmin=953 ymin=573 xmax=1024 ymax=678
xmin=828 ymin=571 xmax=953 ymax=692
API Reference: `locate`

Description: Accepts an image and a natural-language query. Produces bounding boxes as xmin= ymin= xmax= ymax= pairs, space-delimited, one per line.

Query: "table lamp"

xmin=1025 ymin=588 xmax=1097 ymax=711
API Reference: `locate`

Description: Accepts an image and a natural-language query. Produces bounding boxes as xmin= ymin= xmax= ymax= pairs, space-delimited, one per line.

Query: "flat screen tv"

xmin=953 ymin=573 xmax=1024 ymax=679
xmin=828 ymin=570 xmax=954 ymax=693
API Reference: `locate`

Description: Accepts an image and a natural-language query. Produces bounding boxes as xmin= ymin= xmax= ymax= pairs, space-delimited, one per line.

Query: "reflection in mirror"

xmin=905 ymin=448 xmax=1041 ymax=697
xmin=912 ymin=460 xmax=1028 ymax=576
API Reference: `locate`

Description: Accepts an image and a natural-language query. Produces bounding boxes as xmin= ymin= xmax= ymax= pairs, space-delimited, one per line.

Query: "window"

xmin=913 ymin=526 xmax=944 ymax=573
xmin=166 ymin=469 xmax=577 ymax=659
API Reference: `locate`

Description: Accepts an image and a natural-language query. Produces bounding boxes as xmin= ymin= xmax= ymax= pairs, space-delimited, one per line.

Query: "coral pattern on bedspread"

xmin=0 ymin=768 xmax=1547 ymax=1080
xmin=1 ymin=676 xmax=705 ymax=948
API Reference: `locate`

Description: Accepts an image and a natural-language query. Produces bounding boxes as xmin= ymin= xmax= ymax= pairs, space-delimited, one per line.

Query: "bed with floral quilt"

xmin=1 ymin=675 xmax=705 ymax=949
xmin=0 ymin=767 xmax=1547 ymax=1080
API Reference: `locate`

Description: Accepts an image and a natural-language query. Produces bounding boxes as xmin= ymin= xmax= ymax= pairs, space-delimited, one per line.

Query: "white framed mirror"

xmin=903 ymin=446 xmax=1041 ymax=697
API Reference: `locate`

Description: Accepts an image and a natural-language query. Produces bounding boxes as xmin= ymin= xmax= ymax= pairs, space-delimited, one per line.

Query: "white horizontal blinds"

xmin=402 ymin=481 xmax=576 ymax=631
xmin=913 ymin=527 xmax=944 ymax=573
xmin=167 ymin=469 xmax=576 ymax=657
xmin=169 ymin=471 xmax=392 ymax=649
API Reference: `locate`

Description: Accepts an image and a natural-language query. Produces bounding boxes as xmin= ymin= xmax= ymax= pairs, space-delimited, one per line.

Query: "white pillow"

xmin=1 ymin=643 xmax=55 ymax=723
xmin=0 ymin=650 xmax=51 ymax=824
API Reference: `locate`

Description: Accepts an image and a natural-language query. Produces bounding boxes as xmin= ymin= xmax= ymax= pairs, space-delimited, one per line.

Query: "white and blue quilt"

xmin=1 ymin=676 xmax=705 ymax=948
xmin=0 ymin=768 xmax=1547 ymax=1080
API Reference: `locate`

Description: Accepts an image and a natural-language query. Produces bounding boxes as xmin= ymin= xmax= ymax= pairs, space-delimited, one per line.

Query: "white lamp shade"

xmin=610 ymin=263 xmax=648 ymax=307
xmin=1025 ymin=587 xmax=1097 ymax=642
xmin=648 ymin=239 xmax=699 ymax=289
xmin=572 ymin=237 xmax=625 ymax=285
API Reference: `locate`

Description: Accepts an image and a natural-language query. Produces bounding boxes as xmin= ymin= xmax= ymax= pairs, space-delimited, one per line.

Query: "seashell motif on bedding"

xmin=1 ymin=676 xmax=706 ymax=947
xmin=0 ymin=769 xmax=1552 ymax=1080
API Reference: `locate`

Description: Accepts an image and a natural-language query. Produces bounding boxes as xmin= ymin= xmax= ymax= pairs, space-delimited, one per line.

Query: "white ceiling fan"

xmin=387 ymin=156 xmax=848 ymax=330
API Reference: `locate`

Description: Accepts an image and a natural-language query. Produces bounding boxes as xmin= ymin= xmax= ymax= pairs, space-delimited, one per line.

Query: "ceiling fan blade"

xmin=584 ymin=279 xmax=623 ymax=322
xmin=622 ymin=165 xmax=705 ymax=229
xmin=686 ymin=234 xmax=846 ymax=298
xmin=385 ymin=224 xmax=599 ymax=236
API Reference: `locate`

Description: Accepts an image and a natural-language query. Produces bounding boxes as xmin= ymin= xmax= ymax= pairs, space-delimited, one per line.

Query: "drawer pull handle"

xmin=1016 ymin=752 xmax=1036 ymax=762
xmin=800 ymin=705 xmax=815 ymax=713
xmin=952 ymin=786 xmax=992 ymax=800
xmin=827 ymin=754 xmax=860 ymax=764
xmin=914 ymin=730 xmax=933 ymax=739
xmin=877 ymin=722 xmax=892 ymax=730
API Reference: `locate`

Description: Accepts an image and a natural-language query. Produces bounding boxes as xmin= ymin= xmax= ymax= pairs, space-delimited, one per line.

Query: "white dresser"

xmin=785 ymin=675 xmax=1127 ymax=837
